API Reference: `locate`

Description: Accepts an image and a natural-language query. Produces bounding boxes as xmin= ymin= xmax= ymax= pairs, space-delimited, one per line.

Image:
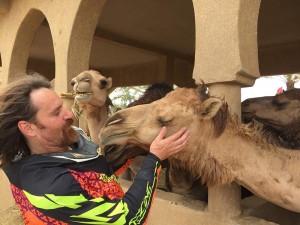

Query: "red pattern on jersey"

xmin=10 ymin=184 xmax=68 ymax=225
xmin=68 ymin=169 xmax=124 ymax=200
xmin=114 ymin=158 xmax=133 ymax=176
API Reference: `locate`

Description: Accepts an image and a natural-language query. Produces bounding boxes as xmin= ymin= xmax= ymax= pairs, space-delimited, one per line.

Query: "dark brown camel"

xmin=242 ymin=88 xmax=300 ymax=149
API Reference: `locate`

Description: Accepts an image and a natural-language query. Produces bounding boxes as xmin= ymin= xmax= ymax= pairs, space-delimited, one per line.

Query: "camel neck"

xmin=208 ymin=126 xmax=300 ymax=213
xmin=84 ymin=105 xmax=108 ymax=144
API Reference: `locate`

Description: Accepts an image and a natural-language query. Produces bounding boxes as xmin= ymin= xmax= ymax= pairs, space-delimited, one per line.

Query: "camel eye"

xmin=77 ymin=78 xmax=90 ymax=83
xmin=70 ymin=79 xmax=76 ymax=86
xmin=99 ymin=79 xmax=108 ymax=89
xmin=157 ymin=117 xmax=173 ymax=126
xmin=273 ymin=99 xmax=288 ymax=110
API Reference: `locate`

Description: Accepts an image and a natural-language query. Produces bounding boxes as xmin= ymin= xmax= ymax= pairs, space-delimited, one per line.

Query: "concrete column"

xmin=192 ymin=0 xmax=261 ymax=86
xmin=192 ymin=0 xmax=261 ymax=215
xmin=0 ymin=170 xmax=14 ymax=210
xmin=207 ymin=83 xmax=242 ymax=216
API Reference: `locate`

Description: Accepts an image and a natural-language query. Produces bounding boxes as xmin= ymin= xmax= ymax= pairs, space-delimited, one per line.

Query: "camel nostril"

xmin=106 ymin=118 xmax=123 ymax=126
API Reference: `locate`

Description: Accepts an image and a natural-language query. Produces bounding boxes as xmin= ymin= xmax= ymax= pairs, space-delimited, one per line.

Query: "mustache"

xmin=65 ymin=118 xmax=74 ymax=127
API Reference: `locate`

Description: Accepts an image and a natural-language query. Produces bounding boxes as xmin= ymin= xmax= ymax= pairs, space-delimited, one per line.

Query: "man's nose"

xmin=63 ymin=108 xmax=74 ymax=120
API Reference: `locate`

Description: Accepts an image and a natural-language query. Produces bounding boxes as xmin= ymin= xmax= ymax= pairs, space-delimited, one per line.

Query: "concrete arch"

xmin=258 ymin=0 xmax=300 ymax=75
xmin=6 ymin=9 xmax=45 ymax=82
xmin=27 ymin=19 xmax=55 ymax=81
xmin=90 ymin=0 xmax=196 ymax=88
xmin=51 ymin=0 xmax=105 ymax=93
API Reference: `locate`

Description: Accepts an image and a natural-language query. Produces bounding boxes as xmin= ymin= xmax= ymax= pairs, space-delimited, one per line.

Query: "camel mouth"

xmin=104 ymin=144 xmax=148 ymax=167
xmin=100 ymin=130 xmax=134 ymax=145
xmin=241 ymin=112 xmax=256 ymax=123
xmin=74 ymin=92 xmax=93 ymax=102
xmin=256 ymin=119 xmax=282 ymax=130
xmin=104 ymin=144 xmax=117 ymax=155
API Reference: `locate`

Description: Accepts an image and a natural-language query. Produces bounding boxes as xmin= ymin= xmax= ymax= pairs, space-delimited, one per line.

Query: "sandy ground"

xmin=0 ymin=205 xmax=23 ymax=225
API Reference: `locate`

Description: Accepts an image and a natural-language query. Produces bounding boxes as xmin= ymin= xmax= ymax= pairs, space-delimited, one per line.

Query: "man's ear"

xmin=18 ymin=121 xmax=36 ymax=137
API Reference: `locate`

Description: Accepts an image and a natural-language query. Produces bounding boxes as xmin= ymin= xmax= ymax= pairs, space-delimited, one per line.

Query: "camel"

xmin=103 ymin=82 xmax=174 ymax=169
xmin=99 ymin=83 xmax=300 ymax=213
xmin=70 ymin=70 xmax=113 ymax=144
xmin=242 ymin=88 xmax=300 ymax=149
xmin=102 ymin=82 xmax=209 ymax=200
xmin=124 ymin=82 xmax=174 ymax=182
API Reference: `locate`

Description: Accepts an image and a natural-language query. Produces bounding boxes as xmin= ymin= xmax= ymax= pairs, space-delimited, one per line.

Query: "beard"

xmin=61 ymin=124 xmax=79 ymax=146
xmin=35 ymin=118 xmax=79 ymax=148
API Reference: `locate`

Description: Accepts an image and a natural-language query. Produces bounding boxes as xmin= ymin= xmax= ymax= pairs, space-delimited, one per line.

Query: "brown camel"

xmin=124 ymin=82 xmax=174 ymax=182
xmin=100 ymin=83 xmax=300 ymax=213
xmin=242 ymin=88 xmax=300 ymax=149
xmin=103 ymin=82 xmax=208 ymax=200
xmin=70 ymin=70 xmax=113 ymax=144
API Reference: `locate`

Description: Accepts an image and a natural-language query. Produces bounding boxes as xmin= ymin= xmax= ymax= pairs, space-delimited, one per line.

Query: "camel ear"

xmin=106 ymin=77 xmax=112 ymax=90
xmin=198 ymin=98 xmax=223 ymax=119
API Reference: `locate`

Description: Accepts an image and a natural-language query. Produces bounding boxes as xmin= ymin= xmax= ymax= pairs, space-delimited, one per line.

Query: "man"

xmin=0 ymin=74 xmax=190 ymax=225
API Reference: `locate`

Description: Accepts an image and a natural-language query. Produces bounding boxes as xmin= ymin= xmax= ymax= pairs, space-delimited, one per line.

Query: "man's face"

xmin=30 ymin=88 xmax=79 ymax=151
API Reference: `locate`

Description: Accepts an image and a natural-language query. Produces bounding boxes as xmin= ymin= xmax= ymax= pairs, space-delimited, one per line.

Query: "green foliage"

xmin=284 ymin=74 xmax=300 ymax=90
xmin=109 ymin=85 xmax=148 ymax=113
xmin=266 ymin=74 xmax=300 ymax=90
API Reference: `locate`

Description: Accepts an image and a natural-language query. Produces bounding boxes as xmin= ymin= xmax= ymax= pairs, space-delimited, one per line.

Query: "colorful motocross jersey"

xmin=4 ymin=127 xmax=161 ymax=225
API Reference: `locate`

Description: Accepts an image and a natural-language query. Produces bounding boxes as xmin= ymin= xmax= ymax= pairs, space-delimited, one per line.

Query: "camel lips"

xmin=75 ymin=93 xmax=92 ymax=101
xmin=104 ymin=145 xmax=117 ymax=154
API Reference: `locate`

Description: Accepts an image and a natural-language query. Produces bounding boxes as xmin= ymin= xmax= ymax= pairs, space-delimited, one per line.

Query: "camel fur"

xmin=70 ymin=70 xmax=113 ymax=144
xmin=242 ymin=88 xmax=300 ymax=149
xmin=100 ymin=83 xmax=300 ymax=213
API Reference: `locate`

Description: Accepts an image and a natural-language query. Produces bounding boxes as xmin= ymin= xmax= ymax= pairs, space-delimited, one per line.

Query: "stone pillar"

xmin=0 ymin=170 xmax=14 ymax=210
xmin=207 ymin=83 xmax=242 ymax=216
xmin=192 ymin=0 xmax=261 ymax=216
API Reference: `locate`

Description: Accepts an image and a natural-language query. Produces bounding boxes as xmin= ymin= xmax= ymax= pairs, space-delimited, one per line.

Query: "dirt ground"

xmin=0 ymin=205 xmax=23 ymax=225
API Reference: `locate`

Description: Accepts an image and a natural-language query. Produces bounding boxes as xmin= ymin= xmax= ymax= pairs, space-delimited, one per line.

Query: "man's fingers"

xmin=165 ymin=127 xmax=187 ymax=141
xmin=173 ymin=130 xmax=190 ymax=145
xmin=167 ymin=129 xmax=190 ymax=152
xmin=150 ymin=127 xmax=190 ymax=161
xmin=155 ymin=126 xmax=167 ymax=141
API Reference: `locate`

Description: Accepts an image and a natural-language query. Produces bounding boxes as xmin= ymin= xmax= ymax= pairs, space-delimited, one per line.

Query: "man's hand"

xmin=150 ymin=126 xmax=190 ymax=160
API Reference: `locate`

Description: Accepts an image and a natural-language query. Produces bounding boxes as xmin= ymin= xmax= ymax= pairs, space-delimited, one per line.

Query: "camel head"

xmin=100 ymin=84 xmax=229 ymax=167
xmin=242 ymin=89 xmax=300 ymax=131
xmin=70 ymin=70 xmax=112 ymax=108
xmin=101 ymin=82 xmax=174 ymax=168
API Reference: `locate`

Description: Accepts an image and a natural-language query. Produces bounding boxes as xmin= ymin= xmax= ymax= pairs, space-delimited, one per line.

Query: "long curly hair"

xmin=0 ymin=74 xmax=51 ymax=168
